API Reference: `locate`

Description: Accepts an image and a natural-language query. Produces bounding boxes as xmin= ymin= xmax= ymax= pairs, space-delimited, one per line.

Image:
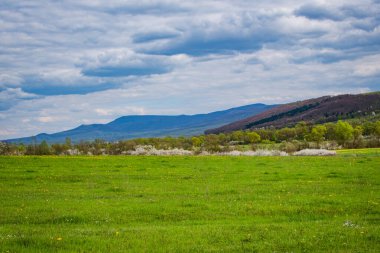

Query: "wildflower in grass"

xmin=56 ymin=237 xmax=62 ymax=241
xmin=116 ymin=231 xmax=120 ymax=236
xmin=343 ymin=220 xmax=358 ymax=228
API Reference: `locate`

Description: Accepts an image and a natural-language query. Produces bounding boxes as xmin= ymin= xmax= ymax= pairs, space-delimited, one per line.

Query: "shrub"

xmin=320 ymin=141 xmax=339 ymax=150
xmin=128 ymin=146 xmax=193 ymax=156
xmin=334 ymin=121 xmax=354 ymax=145
xmin=218 ymin=150 xmax=288 ymax=156
xmin=293 ymin=149 xmax=336 ymax=156
xmin=280 ymin=142 xmax=298 ymax=153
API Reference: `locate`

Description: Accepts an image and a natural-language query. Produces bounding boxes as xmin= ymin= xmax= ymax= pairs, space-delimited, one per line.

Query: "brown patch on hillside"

xmin=206 ymin=93 xmax=380 ymax=134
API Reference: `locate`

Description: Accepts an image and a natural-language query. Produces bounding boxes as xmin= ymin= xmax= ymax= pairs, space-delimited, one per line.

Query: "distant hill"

xmin=206 ymin=93 xmax=380 ymax=134
xmin=5 ymin=103 xmax=276 ymax=144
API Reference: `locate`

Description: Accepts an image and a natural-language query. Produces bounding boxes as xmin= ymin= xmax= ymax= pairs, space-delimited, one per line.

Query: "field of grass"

xmin=0 ymin=152 xmax=379 ymax=252
xmin=337 ymin=148 xmax=380 ymax=157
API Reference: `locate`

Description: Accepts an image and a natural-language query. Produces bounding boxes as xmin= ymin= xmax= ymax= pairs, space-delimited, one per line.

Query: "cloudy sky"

xmin=1 ymin=0 xmax=380 ymax=139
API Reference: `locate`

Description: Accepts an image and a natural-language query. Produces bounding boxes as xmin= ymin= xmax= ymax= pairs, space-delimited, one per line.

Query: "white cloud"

xmin=353 ymin=54 xmax=380 ymax=76
xmin=0 ymin=88 xmax=39 ymax=110
xmin=37 ymin=116 xmax=55 ymax=123
xmin=0 ymin=0 xmax=379 ymax=139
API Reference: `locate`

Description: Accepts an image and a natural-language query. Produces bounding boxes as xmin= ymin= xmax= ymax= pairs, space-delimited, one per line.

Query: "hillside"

xmin=206 ymin=93 xmax=380 ymax=134
xmin=5 ymin=103 xmax=275 ymax=144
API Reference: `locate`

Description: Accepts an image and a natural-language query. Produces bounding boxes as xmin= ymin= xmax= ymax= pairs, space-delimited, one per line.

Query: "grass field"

xmin=0 ymin=151 xmax=379 ymax=252
xmin=336 ymin=148 xmax=380 ymax=157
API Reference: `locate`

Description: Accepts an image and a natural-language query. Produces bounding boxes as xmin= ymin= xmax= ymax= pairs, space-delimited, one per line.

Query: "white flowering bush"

xmin=128 ymin=146 xmax=151 ymax=155
xmin=197 ymin=151 xmax=211 ymax=156
xmin=150 ymin=148 xmax=193 ymax=156
xmin=65 ymin=149 xmax=81 ymax=155
xmin=293 ymin=149 xmax=336 ymax=156
xmin=253 ymin=150 xmax=288 ymax=156
xmin=125 ymin=146 xmax=344 ymax=156
xmin=219 ymin=150 xmax=241 ymax=156
xmin=128 ymin=145 xmax=193 ymax=156
xmin=127 ymin=146 xmax=291 ymax=156
xmin=217 ymin=150 xmax=288 ymax=156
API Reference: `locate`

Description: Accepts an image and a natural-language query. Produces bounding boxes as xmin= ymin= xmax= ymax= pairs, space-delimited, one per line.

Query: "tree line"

xmin=1 ymin=120 xmax=380 ymax=155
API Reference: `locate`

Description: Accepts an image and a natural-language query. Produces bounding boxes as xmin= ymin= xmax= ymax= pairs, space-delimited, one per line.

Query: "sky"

xmin=1 ymin=0 xmax=380 ymax=139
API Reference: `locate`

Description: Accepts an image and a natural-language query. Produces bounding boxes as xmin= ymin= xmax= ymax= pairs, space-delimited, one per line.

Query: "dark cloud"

xmin=294 ymin=4 xmax=343 ymax=21
xmin=79 ymin=50 xmax=179 ymax=78
xmin=0 ymin=88 xmax=39 ymax=111
xmin=295 ymin=2 xmax=380 ymax=22
xmin=21 ymin=82 xmax=121 ymax=96
xmin=340 ymin=5 xmax=370 ymax=19
xmin=132 ymin=31 xmax=180 ymax=43
xmin=82 ymin=65 xmax=171 ymax=77
xmin=103 ymin=3 xmax=189 ymax=15
xmin=147 ymin=36 xmax=265 ymax=56
xmin=143 ymin=13 xmax=281 ymax=56
xmin=317 ymin=30 xmax=380 ymax=51
xmin=291 ymin=51 xmax=363 ymax=64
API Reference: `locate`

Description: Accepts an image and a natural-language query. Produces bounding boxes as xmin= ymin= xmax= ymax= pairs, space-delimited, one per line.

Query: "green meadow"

xmin=1 ymin=151 xmax=379 ymax=252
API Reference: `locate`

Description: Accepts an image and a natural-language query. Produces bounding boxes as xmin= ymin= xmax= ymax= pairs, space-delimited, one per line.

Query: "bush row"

xmin=1 ymin=120 xmax=379 ymax=155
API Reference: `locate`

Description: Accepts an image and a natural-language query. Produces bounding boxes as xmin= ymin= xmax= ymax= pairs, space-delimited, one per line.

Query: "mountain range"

xmin=5 ymin=92 xmax=380 ymax=144
xmin=5 ymin=103 xmax=275 ymax=144
xmin=206 ymin=92 xmax=380 ymax=134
